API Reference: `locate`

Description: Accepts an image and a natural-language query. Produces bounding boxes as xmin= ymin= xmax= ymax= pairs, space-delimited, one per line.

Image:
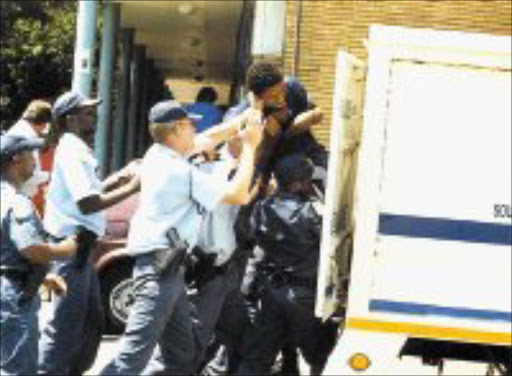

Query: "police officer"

xmin=188 ymin=137 xmax=262 ymax=374
xmin=100 ymin=99 xmax=263 ymax=375
xmin=6 ymin=100 xmax=53 ymax=199
xmin=38 ymin=91 xmax=141 ymax=375
xmin=0 ymin=134 xmax=77 ymax=375
xmin=142 ymin=136 xmax=259 ymax=375
xmin=236 ymin=154 xmax=335 ymax=376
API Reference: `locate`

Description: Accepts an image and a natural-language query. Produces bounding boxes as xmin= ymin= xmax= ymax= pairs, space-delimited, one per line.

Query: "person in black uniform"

xmin=236 ymin=154 xmax=335 ymax=376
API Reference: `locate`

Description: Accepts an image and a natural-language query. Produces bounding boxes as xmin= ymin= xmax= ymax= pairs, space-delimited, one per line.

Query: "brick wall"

xmin=283 ymin=0 xmax=512 ymax=147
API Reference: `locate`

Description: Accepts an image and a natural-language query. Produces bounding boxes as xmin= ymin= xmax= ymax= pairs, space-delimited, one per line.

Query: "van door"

xmin=315 ymin=50 xmax=365 ymax=321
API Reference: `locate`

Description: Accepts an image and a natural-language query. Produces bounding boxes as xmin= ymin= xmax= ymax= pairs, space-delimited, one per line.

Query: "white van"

xmin=317 ymin=25 xmax=511 ymax=375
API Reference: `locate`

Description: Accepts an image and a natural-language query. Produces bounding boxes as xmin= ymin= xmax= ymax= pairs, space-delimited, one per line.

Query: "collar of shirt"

xmin=60 ymin=132 xmax=98 ymax=168
xmin=61 ymin=132 xmax=92 ymax=154
xmin=0 ymin=178 xmax=16 ymax=196
xmin=153 ymin=142 xmax=187 ymax=161
xmin=0 ymin=179 xmax=17 ymax=218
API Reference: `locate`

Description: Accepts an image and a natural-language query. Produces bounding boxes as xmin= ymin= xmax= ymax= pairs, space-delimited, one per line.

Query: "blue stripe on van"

xmin=369 ymin=299 xmax=512 ymax=322
xmin=379 ymin=214 xmax=511 ymax=246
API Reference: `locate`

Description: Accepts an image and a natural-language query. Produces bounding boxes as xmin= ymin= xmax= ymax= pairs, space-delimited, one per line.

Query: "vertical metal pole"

xmin=126 ymin=45 xmax=144 ymax=162
xmin=111 ymin=28 xmax=134 ymax=171
xmin=72 ymin=0 xmax=99 ymax=96
xmin=143 ymin=60 xmax=156 ymax=150
xmin=292 ymin=0 xmax=303 ymax=77
xmin=136 ymin=54 xmax=149 ymax=157
xmin=96 ymin=2 xmax=120 ymax=178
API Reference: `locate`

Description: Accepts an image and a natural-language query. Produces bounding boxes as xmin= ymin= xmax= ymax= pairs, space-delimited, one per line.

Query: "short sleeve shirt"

xmin=43 ymin=133 xmax=105 ymax=237
xmin=127 ymin=143 xmax=229 ymax=255
xmin=195 ymin=156 xmax=240 ymax=266
xmin=1 ymin=180 xmax=45 ymax=272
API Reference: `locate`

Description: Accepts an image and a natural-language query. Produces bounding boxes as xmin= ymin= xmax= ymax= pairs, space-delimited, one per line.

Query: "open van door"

xmin=315 ymin=51 xmax=365 ymax=321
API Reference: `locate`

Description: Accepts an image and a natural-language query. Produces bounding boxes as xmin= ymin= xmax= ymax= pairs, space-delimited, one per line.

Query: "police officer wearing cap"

xmin=100 ymin=98 xmax=263 ymax=375
xmin=38 ymin=91 xmax=141 ymax=375
xmin=145 ymin=135 xmax=261 ymax=375
xmin=1 ymin=134 xmax=78 ymax=375
xmin=236 ymin=154 xmax=335 ymax=376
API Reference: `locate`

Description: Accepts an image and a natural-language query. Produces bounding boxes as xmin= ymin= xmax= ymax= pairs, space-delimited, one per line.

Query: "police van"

xmin=316 ymin=25 xmax=511 ymax=375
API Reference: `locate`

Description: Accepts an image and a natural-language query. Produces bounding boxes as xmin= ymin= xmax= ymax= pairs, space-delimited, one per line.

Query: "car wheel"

xmin=99 ymin=259 xmax=135 ymax=335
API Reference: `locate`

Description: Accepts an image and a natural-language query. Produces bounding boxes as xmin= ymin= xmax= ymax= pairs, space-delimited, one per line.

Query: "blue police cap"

xmin=274 ymin=153 xmax=314 ymax=187
xmin=0 ymin=134 xmax=44 ymax=161
xmin=149 ymin=100 xmax=201 ymax=124
xmin=52 ymin=91 xmax=101 ymax=119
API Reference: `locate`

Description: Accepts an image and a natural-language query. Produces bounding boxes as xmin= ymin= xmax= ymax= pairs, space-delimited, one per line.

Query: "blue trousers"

xmin=144 ymin=261 xmax=247 ymax=376
xmin=38 ymin=257 xmax=104 ymax=375
xmin=100 ymin=252 xmax=195 ymax=376
xmin=1 ymin=276 xmax=40 ymax=376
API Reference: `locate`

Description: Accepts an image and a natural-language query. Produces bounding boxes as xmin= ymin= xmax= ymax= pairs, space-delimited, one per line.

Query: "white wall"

xmin=164 ymin=78 xmax=231 ymax=105
xmin=251 ymin=0 xmax=287 ymax=56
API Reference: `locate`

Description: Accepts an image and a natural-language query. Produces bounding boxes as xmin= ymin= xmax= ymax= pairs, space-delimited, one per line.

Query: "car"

xmin=93 ymin=193 xmax=139 ymax=334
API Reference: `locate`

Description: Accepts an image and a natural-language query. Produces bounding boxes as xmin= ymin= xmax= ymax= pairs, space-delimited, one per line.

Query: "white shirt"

xmin=43 ymin=133 xmax=106 ymax=237
xmin=127 ymin=143 xmax=229 ymax=255
xmin=196 ymin=155 xmax=240 ymax=266
xmin=6 ymin=119 xmax=49 ymax=197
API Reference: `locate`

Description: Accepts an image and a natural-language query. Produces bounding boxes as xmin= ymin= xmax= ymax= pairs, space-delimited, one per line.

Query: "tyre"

xmin=99 ymin=258 xmax=135 ymax=335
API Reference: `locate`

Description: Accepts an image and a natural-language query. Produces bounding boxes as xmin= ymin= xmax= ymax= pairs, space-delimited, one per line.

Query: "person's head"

xmin=246 ymin=62 xmax=287 ymax=121
xmin=196 ymin=86 xmax=218 ymax=104
xmin=148 ymin=100 xmax=200 ymax=156
xmin=21 ymin=100 xmax=52 ymax=137
xmin=52 ymin=91 xmax=101 ymax=147
xmin=0 ymin=134 xmax=43 ymax=185
xmin=274 ymin=153 xmax=314 ymax=195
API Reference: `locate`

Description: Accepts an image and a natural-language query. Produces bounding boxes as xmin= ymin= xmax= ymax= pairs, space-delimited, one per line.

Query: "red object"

xmin=33 ymin=146 xmax=55 ymax=215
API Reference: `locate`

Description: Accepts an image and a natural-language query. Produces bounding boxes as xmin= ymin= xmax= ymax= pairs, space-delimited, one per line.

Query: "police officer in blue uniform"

xmin=38 ymin=91 xmax=141 ymax=375
xmin=100 ymin=99 xmax=263 ymax=375
xmin=0 ymin=134 xmax=77 ymax=375
xmin=143 ymin=137 xmax=260 ymax=375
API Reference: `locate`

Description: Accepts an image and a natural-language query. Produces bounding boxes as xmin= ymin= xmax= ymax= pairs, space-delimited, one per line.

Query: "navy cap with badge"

xmin=149 ymin=100 xmax=201 ymax=124
xmin=0 ymin=134 xmax=44 ymax=162
xmin=52 ymin=91 xmax=102 ymax=120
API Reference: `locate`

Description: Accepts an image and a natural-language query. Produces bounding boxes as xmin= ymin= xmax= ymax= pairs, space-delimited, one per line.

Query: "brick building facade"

xmin=282 ymin=0 xmax=512 ymax=146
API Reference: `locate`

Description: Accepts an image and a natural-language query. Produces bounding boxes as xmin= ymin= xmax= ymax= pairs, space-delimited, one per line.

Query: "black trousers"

xmin=236 ymin=283 xmax=336 ymax=376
